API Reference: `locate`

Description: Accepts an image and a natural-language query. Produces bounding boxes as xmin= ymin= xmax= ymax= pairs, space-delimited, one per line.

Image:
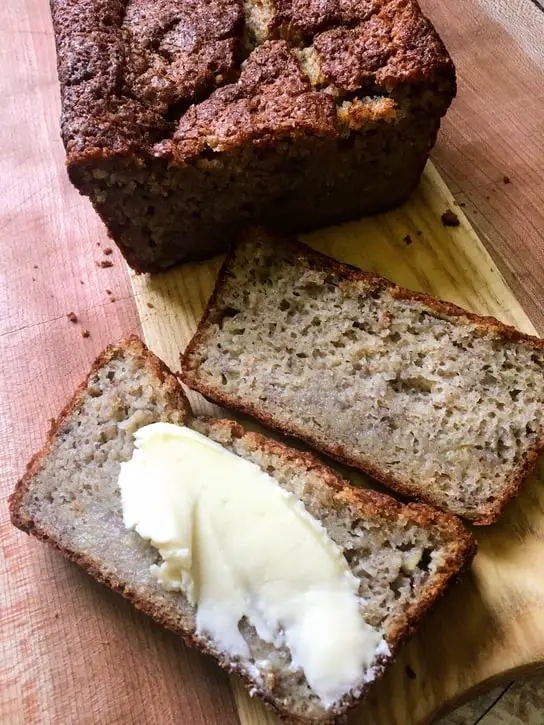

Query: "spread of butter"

xmin=119 ymin=423 xmax=388 ymax=708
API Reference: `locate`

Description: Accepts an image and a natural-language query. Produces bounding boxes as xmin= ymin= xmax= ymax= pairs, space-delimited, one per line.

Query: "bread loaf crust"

xmin=10 ymin=336 xmax=474 ymax=724
xmin=180 ymin=231 xmax=544 ymax=525
xmin=50 ymin=0 xmax=455 ymax=271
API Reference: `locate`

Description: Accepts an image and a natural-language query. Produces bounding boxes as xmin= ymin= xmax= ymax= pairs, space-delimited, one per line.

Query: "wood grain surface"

xmin=1 ymin=0 xmax=543 ymax=723
xmin=420 ymin=0 xmax=544 ymax=335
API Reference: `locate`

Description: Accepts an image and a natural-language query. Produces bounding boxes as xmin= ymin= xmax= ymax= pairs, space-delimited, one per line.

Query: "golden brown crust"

xmin=50 ymin=0 xmax=456 ymax=272
xmin=180 ymin=231 xmax=544 ymax=525
xmin=52 ymin=0 xmax=454 ymax=162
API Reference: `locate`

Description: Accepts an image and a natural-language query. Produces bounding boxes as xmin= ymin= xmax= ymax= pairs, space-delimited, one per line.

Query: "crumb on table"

xmin=67 ymin=312 xmax=78 ymax=323
xmin=96 ymin=260 xmax=113 ymax=268
xmin=146 ymin=302 xmax=155 ymax=308
xmin=403 ymin=234 xmax=413 ymax=246
xmin=503 ymin=175 xmax=511 ymax=184
xmin=103 ymin=247 xmax=113 ymax=255
xmin=441 ymin=209 xmax=460 ymax=227
xmin=81 ymin=328 xmax=90 ymax=338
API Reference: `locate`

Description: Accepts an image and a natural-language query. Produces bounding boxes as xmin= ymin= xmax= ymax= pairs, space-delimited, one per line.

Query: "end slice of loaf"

xmin=10 ymin=336 xmax=474 ymax=724
xmin=180 ymin=229 xmax=544 ymax=524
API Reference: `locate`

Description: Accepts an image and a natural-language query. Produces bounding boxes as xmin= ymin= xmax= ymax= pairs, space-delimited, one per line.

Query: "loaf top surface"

xmin=51 ymin=0 xmax=455 ymax=164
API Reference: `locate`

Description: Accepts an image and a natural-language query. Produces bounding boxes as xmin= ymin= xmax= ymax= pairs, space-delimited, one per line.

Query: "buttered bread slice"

xmin=10 ymin=337 xmax=473 ymax=724
xmin=181 ymin=230 xmax=544 ymax=524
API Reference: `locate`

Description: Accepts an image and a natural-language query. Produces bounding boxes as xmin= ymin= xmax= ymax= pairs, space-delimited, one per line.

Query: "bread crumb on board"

xmin=96 ymin=260 xmax=113 ymax=269
xmin=403 ymin=234 xmax=413 ymax=246
xmin=67 ymin=312 xmax=78 ymax=323
xmin=503 ymin=175 xmax=511 ymax=184
xmin=103 ymin=247 xmax=113 ymax=255
xmin=81 ymin=328 xmax=90 ymax=338
xmin=441 ymin=209 xmax=460 ymax=227
xmin=146 ymin=302 xmax=155 ymax=309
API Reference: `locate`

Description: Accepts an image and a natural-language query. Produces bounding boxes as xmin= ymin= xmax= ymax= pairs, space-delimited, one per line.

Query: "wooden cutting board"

xmin=129 ymin=162 xmax=544 ymax=725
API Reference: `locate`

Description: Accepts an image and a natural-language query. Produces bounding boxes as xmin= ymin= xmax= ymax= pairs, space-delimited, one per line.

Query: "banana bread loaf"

xmin=10 ymin=337 xmax=474 ymax=724
xmin=51 ymin=0 xmax=455 ymax=272
xmin=180 ymin=230 xmax=544 ymax=524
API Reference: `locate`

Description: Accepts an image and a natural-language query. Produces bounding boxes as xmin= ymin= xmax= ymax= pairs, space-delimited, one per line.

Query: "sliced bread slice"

xmin=180 ymin=229 xmax=544 ymax=524
xmin=10 ymin=336 xmax=474 ymax=724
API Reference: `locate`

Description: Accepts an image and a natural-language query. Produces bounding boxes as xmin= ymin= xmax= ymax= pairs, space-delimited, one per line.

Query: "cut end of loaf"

xmin=180 ymin=229 xmax=544 ymax=524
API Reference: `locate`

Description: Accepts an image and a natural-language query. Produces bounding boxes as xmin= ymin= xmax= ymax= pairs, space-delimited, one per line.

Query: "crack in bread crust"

xmin=50 ymin=0 xmax=455 ymax=271
xmin=52 ymin=0 xmax=454 ymax=157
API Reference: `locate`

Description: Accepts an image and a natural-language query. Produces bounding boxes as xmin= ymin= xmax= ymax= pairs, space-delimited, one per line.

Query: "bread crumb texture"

xmin=181 ymin=232 xmax=544 ymax=523
xmin=10 ymin=339 xmax=473 ymax=724
xmin=441 ymin=209 xmax=460 ymax=227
